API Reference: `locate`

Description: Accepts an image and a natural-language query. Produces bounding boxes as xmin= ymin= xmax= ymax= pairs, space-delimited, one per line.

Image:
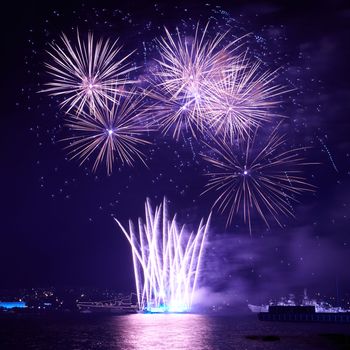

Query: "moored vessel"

xmin=249 ymin=289 xmax=350 ymax=323
xmin=77 ymin=294 xmax=138 ymax=314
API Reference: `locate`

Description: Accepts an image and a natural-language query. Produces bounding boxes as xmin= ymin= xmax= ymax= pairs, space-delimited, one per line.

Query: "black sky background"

xmin=1 ymin=0 xmax=350 ymax=306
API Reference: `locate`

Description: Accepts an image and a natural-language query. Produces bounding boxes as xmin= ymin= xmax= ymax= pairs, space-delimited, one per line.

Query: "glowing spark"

xmin=202 ymin=124 xmax=315 ymax=233
xmin=115 ymin=198 xmax=211 ymax=312
xmin=318 ymin=137 xmax=338 ymax=173
xmin=149 ymin=23 xmax=244 ymax=140
xmin=41 ymin=30 xmax=136 ymax=115
xmin=64 ymin=89 xmax=151 ymax=175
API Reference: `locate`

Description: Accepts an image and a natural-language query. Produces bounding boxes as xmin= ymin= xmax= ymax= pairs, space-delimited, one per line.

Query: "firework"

xmin=204 ymin=52 xmax=286 ymax=142
xmin=41 ymin=30 xmax=136 ymax=115
xmin=145 ymin=88 xmax=205 ymax=141
xmin=202 ymin=125 xmax=315 ymax=232
xmin=115 ymin=198 xmax=211 ymax=312
xmin=149 ymin=23 xmax=243 ymax=140
xmin=64 ymin=89 xmax=151 ymax=174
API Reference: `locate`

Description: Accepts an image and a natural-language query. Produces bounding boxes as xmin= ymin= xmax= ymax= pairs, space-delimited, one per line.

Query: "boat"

xmin=249 ymin=289 xmax=350 ymax=323
xmin=77 ymin=293 xmax=138 ymax=314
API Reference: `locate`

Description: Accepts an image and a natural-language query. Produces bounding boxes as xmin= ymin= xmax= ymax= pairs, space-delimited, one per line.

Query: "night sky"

xmin=1 ymin=0 xmax=350 ymax=308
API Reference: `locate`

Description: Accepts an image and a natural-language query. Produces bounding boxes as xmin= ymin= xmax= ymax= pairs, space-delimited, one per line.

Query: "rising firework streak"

xmin=115 ymin=198 xmax=211 ymax=313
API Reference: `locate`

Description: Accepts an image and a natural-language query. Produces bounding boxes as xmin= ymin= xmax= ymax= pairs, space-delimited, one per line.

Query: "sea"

xmin=0 ymin=313 xmax=349 ymax=350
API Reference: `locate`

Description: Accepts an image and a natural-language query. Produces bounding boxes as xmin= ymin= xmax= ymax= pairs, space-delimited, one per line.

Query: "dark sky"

xmin=1 ymin=0 xmax=350 ymax=306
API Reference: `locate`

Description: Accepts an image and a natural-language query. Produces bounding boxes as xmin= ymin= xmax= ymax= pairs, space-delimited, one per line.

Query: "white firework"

xmin=149 ymin=23 xmax=243 ymax=140
xmin=64 ymin=89 xmax=151 ymax=174
xmin=204 ymin=52 xmax=287 ymax=142
xmin=202 ymin=124 xmax=315 ymax=232
xmin=42 ymin=30 xmax=136 ymax=115
xmin=115 ymin=198 xmax=211 ymax=312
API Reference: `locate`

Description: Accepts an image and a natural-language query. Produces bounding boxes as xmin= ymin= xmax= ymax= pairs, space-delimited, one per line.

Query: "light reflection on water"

xmin=107 ymin=313 xmax=347 ymax=350
xmin=0 ymin=313 xmax=348 ymax=349
xmin=114 ymin=314 xmax=210 ymax=350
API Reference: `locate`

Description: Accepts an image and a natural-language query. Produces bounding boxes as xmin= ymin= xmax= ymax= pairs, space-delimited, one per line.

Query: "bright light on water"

xmin=145 ymin=302 xmax=188 ymax=313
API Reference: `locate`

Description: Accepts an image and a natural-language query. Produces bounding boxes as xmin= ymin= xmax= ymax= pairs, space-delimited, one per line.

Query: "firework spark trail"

xmin=318 ymin=137 xmax=338 ymax=173
xmin=283 ymin=171 xmax=296 ymax=214
xmin=115 ymin=198 xmax=211 ymax=312
xmin=41 ymin=30 xmax=136 ymax=115
xmin=203 ymin=51 xmax=287 ymax=142
xmin=202 ymin=124 xmax=315 ymax=233
xmin=149 ymin=23 xmax=245 ymax=140
xmin=64 ymin=89 xmax=151 ymax=175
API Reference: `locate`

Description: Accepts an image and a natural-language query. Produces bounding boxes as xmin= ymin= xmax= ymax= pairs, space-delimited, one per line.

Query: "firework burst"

xmin=204 ymin=52 xmax=287 ymax=142
xmin=42 ymin=30 xmax=136 ymax=115
xmin=149 ymin=23 xmax=243 ymax=140
xmin=64 ymin=89 xmax=151 ymax=175
xmin=146 ymin=88 xmax=205 ymax=141
xmin=202 ymin=125 xmax=315 ymax=232
xmin=115 ymin=198 xmax=211 ymax=312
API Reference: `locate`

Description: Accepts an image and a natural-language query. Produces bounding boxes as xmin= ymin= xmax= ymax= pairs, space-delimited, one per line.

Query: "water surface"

xmin=0 ymin=313 xmax=349 ymax=349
